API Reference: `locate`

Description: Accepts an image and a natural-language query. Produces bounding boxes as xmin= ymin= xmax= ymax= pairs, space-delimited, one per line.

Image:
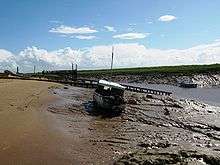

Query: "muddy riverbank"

xmin=1 ymin=79 xmax=219 ymax=164
xmin=80 ymin=73 xmax=220 ymax=88
xmin=50 ymin=85 xmax=220 ymax=164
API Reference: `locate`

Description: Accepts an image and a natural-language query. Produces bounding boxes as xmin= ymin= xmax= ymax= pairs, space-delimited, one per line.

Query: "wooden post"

xmin=75 ymin=64 xmax=78 ymax=80
xmin=16 ymin=66 xmax=19 ymax=74
xmin=34 ymin=66 xmax=36 ymax=74
xmin=110 ymin=46 xmax=114 ymax=79
xmin=72 ymin=63 xmax=74 ymax=81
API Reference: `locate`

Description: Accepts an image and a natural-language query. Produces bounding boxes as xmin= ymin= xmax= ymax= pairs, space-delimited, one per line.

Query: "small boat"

xmin=179 ymin=82 xmax=198 ymax=88
xmin=179 ymin=77 xmax=197 ymax=88
xmin=93 ymin=80 xmax=126 ymax=112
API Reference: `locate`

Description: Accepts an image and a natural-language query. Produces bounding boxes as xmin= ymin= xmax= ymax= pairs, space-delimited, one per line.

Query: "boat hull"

xmin=93 ymin=92 xmax=124 ymax=111
xmin=179 ymin=83 xmax=198 ymax=88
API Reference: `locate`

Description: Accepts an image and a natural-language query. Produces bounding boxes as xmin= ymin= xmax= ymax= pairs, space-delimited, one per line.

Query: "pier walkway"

xmin=1 ymin=77 xmax=172 ymax=96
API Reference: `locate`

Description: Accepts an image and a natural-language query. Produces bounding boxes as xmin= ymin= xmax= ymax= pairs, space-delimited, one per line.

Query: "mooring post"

xmin=16 ymin=66 xmax=19 ymax=74
xmin=75 ymin=64 xmax=78 ymax=81
xmin=34 ymin=65 xmax=36 ymax=74
xmin=110 ymin=46 xmax=114 ymax=80
xmin=72 ymin=63 xmax=74 ymax=82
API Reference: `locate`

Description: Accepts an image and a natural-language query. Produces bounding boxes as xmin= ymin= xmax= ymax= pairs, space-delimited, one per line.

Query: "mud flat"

xmin=50 ymin=85 xmax=220 ymax=164
xmin=1 ymin=79 xmax=219 ymax=164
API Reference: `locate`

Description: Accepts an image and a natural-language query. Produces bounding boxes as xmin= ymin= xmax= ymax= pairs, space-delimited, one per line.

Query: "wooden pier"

xmin=1 ymin=77 xmax=172 ymax=96
xmin=122 ymin=84 xmax=172 ymax=96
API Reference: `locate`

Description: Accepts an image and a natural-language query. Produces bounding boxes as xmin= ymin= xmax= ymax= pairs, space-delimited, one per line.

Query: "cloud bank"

xmin=0 ymin=41 xmax=220 ymax=72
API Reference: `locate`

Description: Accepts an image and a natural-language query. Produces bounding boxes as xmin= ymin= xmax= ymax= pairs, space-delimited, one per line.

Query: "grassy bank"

xmin=78 ymin=64 xmax=220 ymax=77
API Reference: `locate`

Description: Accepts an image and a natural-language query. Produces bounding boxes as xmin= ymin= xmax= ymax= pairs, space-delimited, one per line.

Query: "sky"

xmin=1 ymin=0 xmax=220 ymax=72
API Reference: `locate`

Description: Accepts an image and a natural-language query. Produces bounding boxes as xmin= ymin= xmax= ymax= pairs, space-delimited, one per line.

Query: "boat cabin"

xmin=95 ymin=80 xmax=125 ymax=97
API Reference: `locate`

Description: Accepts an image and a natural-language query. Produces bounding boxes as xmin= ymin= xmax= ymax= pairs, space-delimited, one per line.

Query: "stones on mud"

xmin=207 ymin=110 xmax=213 ymax=113
xmin=164 ymin=108 xmax=170 ymax=116
xmin=64 ymin=86 xmax=69 ymax=89
xmin=172 ymin=102 xmax=183 ymax=108
xmin=202 ymin=155 xmax=220 ymax=165
xmin=115 ymin=149 xmax=220 ymax=165
xmin=159 ymin=96 xmax=184 ymax=109
xmin=205 ymin=142 xmax=215 ymax=148
xmin=125 ymin=93 xmax=143 ymax=105
xmin=127 ymin=98 xmax=139 ymax=105
xmin=88 ymin=127 xmax=94 ymax=131
xmin=166 ymin=96 xmax=175 ymax=102
xmin=206 ymin=132 xmax=214 ymax=139
xmin=196 ymin=143 xmax=204 ymax=148
xmin=145 ymin=94 xmax=154 ymax=99
xmin=161 ymin=123 xmax=172 ymax=127
xmin=138 ymin=141 xmax=171 ymax=149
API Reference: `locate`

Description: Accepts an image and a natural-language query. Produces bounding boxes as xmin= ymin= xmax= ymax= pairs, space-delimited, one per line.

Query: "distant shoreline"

xmin=1 ymin=64 xmax=220 ymax=88
xmin=78 ymin=63 xmax=220 ymax=76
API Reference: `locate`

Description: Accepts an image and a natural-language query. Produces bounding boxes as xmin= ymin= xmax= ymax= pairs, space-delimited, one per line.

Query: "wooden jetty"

xmin=1 ymin=77 xmax=172 ymax=96
xmin=122 ymin=84 xmax=172 ymax=96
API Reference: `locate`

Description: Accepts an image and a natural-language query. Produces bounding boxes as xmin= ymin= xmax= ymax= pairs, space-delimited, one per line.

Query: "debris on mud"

xmin=48 ymin=86 xmax=220 ymax=164
xmin=115 ymin=149 xmax=220 ymax=165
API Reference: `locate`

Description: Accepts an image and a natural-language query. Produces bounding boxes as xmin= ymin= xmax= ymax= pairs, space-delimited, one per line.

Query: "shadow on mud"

xmin=83 ymin=101 xmax=123 ymax=118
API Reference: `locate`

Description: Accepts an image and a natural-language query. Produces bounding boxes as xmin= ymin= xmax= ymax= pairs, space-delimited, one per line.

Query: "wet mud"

xmin=49 ymin=85 xmax=220 ymax=164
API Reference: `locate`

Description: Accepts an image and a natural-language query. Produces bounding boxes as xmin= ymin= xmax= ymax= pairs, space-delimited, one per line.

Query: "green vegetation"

xmin=24 ymin=64 xmax=220 ymax=78
xmin=78 ymin=64 xmax=220 ymax=76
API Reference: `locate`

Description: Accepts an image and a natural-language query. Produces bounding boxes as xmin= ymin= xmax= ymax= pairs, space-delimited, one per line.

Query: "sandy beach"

xmin=0 ymin=79 xmax=74 ymax=165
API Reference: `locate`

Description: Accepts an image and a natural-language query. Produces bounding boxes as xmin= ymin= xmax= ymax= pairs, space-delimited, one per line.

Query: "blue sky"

xmin=1 ymin=0 xmax=220 ymax=72
xmin=1 ymin=0 xmax=220 ymax=52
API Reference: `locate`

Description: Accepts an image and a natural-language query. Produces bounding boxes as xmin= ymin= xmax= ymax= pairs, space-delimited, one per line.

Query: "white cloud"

xmin=1 ymin=41 xmax=220 ymax=72
xmin=0 ymin=49 xmax=17 ymax=71
xmin=104 ymin=26 xmax=116 ymax=32
xmin=75 ymin=35 xmax=96 ymax=40
xmin=0 ymin=49 xmax=14 ymax=62
xmin=49 ymin=25 xmax=98 ymax=34
xmin=158 ymin=15 xmax=177 ymax=22
xmin=19 ymin=46 xmax=82 ymax=66
xmin=113 ymin=33 xmax=148 ymax=40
